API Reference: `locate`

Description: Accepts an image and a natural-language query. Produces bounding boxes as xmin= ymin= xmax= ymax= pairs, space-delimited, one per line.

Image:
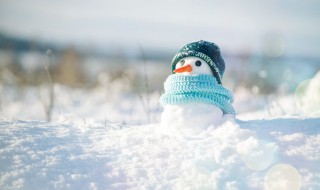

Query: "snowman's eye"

xmin=195 ymin=60 xmax=202 ymax=67
xmin=180 ymin=60 xmax=185 ymax=66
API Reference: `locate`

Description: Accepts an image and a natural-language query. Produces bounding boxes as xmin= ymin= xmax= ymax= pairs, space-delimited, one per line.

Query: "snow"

xmin=1 ymin=70 xmax=320 ymax=190
xmin=295 ymin=71 xmax=320 ymax=114
xmin=0 ymin=113 xmax=319 ymax=190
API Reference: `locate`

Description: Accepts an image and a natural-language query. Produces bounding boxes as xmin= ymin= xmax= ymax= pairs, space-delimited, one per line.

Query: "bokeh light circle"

xmin=264 ymin=164 xmax=302 ymax=190
xmin=242 ymin=141 xmax=275 ymax=171
xmin=263 ymin=35 xmax=286 ymax=58
xmin=238 ymin=138 xmax=277 ymax=171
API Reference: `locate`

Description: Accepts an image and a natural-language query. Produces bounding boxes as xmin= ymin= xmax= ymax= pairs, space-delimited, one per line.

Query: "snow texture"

xmin=1 ymin=70 xmax=320 ymax=190
xmin=0 ymin=115 xmax=319 ymax=190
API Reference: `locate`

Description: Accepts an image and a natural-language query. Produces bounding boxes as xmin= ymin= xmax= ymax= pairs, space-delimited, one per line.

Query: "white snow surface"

xmin=1 ymin=72 xmax=320 ymax=189
xmin=0 ymin=115 xmax=319 ymax=190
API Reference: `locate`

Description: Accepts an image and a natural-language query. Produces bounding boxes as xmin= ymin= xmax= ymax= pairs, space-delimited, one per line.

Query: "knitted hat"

xmin=171 ymin=40 xmax=225 ymax=84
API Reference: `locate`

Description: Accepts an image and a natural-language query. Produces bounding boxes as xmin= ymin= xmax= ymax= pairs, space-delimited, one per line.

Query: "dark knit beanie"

xmin=171 ymin=40 xmax=226 ymax=84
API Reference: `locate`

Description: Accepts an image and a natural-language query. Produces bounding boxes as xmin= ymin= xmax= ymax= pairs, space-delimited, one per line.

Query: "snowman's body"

xmin=159 ymin=56 xmax=235 ymax=136
xmin=160 ymin=103 xmax=225 ymax=136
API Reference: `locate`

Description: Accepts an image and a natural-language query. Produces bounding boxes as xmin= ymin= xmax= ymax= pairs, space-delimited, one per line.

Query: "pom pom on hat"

xmin=171 ymin=40 xmax=226 ymax=84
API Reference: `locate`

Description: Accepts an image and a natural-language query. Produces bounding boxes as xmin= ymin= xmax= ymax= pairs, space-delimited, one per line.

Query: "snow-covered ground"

xmin=0 ymin=115 xmax=319 ymax=190
xmin=1 ymin=72 xmax=320 ymax=190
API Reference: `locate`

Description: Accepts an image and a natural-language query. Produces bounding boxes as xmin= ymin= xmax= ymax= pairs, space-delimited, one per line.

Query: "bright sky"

xmin=0 ymin=0 xmax=320 ymax=57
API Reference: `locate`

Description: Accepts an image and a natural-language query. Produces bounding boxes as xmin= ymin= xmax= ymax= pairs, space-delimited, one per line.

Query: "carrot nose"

xmin=174 ymin=64 xmax=192 ymax=73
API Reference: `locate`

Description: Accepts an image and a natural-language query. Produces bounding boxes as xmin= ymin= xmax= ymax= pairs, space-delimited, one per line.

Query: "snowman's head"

xmin=173 ymin=56 xmax=212 ymax=76
xmin=171 ymin=40 xmax=225 ymax=84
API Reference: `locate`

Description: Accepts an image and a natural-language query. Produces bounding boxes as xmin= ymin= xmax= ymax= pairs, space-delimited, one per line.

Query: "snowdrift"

xmin=0 ymin=116 xmax=319 ymax=190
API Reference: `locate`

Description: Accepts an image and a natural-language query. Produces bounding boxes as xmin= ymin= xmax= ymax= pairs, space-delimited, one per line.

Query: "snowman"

xmin=159 ymin=40 xmax=236 ymax=136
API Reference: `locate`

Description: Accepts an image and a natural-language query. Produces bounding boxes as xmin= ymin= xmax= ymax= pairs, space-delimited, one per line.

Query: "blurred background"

xmin=0 ymin=0 xmax=320 ymax=123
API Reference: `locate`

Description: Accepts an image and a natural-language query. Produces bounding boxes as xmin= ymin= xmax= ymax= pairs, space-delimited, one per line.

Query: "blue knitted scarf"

xmin=160 ymin=74 xmax=236 ymax=115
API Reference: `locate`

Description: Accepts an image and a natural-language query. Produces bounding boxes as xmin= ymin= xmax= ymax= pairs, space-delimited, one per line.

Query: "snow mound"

xmin=295 ymin=70 xmax=320 ymax=114
xmin=0 ymin=117 xmax=319 ymax=190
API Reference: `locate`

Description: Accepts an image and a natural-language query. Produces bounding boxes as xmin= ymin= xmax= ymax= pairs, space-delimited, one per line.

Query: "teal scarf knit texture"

xmin=160 ymin=74 xmax=236 ymax=115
